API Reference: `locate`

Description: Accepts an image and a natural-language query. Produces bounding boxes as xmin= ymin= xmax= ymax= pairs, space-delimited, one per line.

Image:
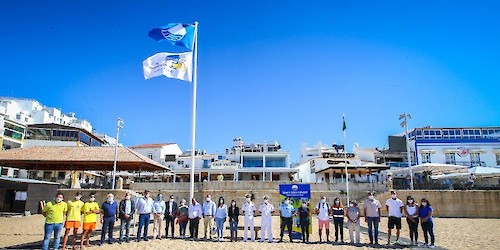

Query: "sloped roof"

xmin=130 ymin=143 xmax=176 ymax=149
xmin=0 ymin=146 xmax=169 ymax=171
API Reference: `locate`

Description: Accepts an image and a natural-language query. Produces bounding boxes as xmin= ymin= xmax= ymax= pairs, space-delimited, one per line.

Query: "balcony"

xmin=450 ymin=161 xmax=486 ymax=167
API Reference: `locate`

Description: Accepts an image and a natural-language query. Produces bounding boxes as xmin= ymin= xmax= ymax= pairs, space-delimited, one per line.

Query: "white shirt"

xmin=258 ymin=203 xmax=274 ymax=218
xmin=316 ymin=202 xmax=330 ymax=221
xmin=135 ymin=197 xmax=154 ymax=214
xmin=168 ymin=201 xmax=173 ymax=214
xmin=406 ymin=204 xmax=418 ymax=218
xmin=386 ymin=198 xmax=404 ymax=217
xmin=125 ymin=200 xmax=131 ymax=214
xmin=188 ymin=202 xmax=203 ymax=219
xmin=242 ymin=202 xmax=256 ymax=218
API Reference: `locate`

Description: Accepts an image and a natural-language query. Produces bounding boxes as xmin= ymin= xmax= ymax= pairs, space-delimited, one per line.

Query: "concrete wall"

xmin=373 ymin=190 xmax=500 ymax=218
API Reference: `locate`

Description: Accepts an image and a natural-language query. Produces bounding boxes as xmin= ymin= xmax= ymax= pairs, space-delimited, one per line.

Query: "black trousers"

xmin=165 ymin=215 xmax=175 ymax=237
xmin=407 ymin=217 xmax=419 ymax=241
xmin=280 ymin=217 xmax=293 ymax=239
xmin=334 ymin=219 xmax=344 ymax=241
xmin=421 ymin=221 xmax=435 ymax=245
xmin=300 ymin=219 xmax=310 ymax=242
xmin=189 ymin=218 xmax=200 ymax=238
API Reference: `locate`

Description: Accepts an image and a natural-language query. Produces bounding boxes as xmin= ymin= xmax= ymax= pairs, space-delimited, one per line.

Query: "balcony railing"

xmin=448 ymin=161 xmax=486 ymax=167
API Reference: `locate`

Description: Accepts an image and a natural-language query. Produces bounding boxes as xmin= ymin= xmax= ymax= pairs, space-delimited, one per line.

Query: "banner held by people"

xmin=142 ymin=52 xmax=193 ymax=82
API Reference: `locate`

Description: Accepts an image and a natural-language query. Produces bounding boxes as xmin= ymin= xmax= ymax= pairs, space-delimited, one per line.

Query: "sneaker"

xmin=423 ymin=243 xmax=429 ymax=247
xmin=429 ymin=244 xmax=435 ymax=248
xmin=394 ymin=239 xmax=401 ymax=245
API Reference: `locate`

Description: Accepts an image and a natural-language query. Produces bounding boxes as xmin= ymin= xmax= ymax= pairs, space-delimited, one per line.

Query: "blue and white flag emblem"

xmin=142 ymin=52 xmax=193 ymax=82
xmin=148 ymin=23 xmax=195 ymax=51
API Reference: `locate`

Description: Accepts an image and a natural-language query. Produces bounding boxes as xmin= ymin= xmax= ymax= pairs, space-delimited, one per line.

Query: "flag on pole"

xmin=342 ymin=114 xmax=347 ymax=131
xmin=143 ymin=52 xmax=193 ymax=81
xmin=148 ymin=23 xmax=196 ymax=51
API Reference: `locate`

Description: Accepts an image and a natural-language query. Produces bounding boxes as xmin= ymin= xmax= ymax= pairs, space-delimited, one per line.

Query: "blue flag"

xmin=148 ymin=23 xmax=195 ymax=51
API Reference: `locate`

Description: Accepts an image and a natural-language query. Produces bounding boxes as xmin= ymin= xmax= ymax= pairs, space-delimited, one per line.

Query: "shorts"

xmin=82 ymin=222 xmax=96 ymax=231
xmin=318 ymin=219 xmax=330 ymax=229
xmin=64 ymin=221 xmax=81 ymax=229
xmin=388 ymin=216 xmax=402 ymax=230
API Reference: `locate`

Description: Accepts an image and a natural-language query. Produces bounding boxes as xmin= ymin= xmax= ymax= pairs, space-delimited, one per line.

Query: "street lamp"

xmin=111 ymin=118 xmax=124 ymax=189
xmin=399 ymin=113 xmax=413 ymax=190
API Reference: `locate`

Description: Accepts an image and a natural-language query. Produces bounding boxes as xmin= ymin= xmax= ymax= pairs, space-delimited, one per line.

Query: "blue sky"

xmin=1 ymin=1 xmax=499 ymax=162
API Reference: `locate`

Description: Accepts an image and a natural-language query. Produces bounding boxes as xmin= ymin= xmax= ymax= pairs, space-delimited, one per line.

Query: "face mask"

xmin=302 ymin=204 xmax=307 ymax=208
xmin=157 ymin=196 xmax=163 ymax=201
xmin=107 ymin=197 xmax=114 ymax=203
xmin=246 ymin=198 xmax=251 ymax=202
xmin=408 ymin=199 xmax=414 ymax=203
xmin=181 ymin=202 xmax=186 ymax=206
xmin=125 ymin=196 xmax=131 ymax=200
xmin=350 ymin=203 xmax=355 ymax=207
xmin=220 ymin=199 xmax=224 ymax=204
xmin=285 ymin=200 xmax=290 ymax=205
xmin=55 ymin=197 xmax=63 ymax=203
xmin=264 ymin=200 xmax=268 ymax=204
xmin=90 ymin=197 xmax=95 ymax=202
xmin=391 ymin=194 xmax=397 ymax=199
xmin=422 ymin=202 xmax=427 ymax=206
xmin=231 ymin=202 xmax=236 ymax=206
xmin=206 ymin=197 xmax=211 ymax=202
xmin=320 ymin=199 xmax=326 ymax=203
xmin=170 ymin=199 xmax=174 ymax=202
xmin=75 ymin=196 xmax=81 ymax=201
xmin=368 ymin=196 xmax=374 ymax=200
xmin=335 ymin=200 xmax=340 ymax=204
xmin=145 ymin=194 xmax=150 ymax=198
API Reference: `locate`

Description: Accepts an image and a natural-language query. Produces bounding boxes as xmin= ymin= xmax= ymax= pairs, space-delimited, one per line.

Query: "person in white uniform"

xmin=258 ymin=196 xmax=275 ymax=243
xmin=242 ymin=194 xmax=256 ymax=242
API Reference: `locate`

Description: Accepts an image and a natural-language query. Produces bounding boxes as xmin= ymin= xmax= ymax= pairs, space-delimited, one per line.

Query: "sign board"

xmin=279 ymin=184 xmax=311 ymax=239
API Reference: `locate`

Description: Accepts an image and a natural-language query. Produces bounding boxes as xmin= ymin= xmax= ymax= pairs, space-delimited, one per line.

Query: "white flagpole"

xmin=189 ymin=22 xmax=199 ymax=201
xmin=343 ymin=114 xmax=349 ymax=205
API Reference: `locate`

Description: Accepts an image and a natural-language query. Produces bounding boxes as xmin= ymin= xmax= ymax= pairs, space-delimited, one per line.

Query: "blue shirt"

xmin=101 ymin=201 xmax=118 ymax=218
xmin=202 ymin=201 xmax=216 ymax=216
xmin=419 ymin=205 xmax=433 ymax=222
xmin=136 ymin=197 xmax=154 ymax=214
xmin=279 ymin=203 xmax=294 ymax=218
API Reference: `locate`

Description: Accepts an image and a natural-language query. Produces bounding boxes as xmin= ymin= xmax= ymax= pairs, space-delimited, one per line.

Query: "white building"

xmin=408 ymin=127 xmax=500 ymax=168
xmin=295 ymin=142 xmax=389 ymax=183
xmin=131 ymin=138 xmax=295 ymax=182
xmin=130 ymin=143 xmax=183 ymax=167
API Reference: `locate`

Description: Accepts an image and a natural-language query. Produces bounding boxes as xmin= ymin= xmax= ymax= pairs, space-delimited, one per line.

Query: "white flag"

xmin=142 ymin=52 xmax=193 ymax=82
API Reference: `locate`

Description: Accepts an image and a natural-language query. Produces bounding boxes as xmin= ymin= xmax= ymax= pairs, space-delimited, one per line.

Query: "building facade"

xmin=408 ymin=127 xmax=500 ymax=168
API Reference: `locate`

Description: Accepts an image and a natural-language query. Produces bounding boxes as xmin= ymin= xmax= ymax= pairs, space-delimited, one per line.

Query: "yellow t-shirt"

xmin=43 ymin=201 xmax=68 ymax=224
xmin=82 ymin=202 xmax=100 ymax=223
xmin=66 ymin=200 xmax=84 ymax=221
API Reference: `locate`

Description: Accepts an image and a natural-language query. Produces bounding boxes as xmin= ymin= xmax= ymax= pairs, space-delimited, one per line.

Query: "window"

xmin=58 ymin=171 xmax=66 ymax=180
xmin=217 ymin=155 xmax=226 ymax=160
xmin=265 ymin=157 xmax=286 ymax=167
xmin=445 ymin=153 xmax=456 ymax=164
xmin=147 ymin=153 xmax=153 ymax=160
xmin=203 ymin=159 xmax=210 ymax=168
xmin=164 ymin=155 xmax=176 ymax=162
xmin=496 ymin=154 xmax=500 ymax=166
xmin=470 ymin=153 xmax=481 ymax=166
xmin=242 ymin=156 xmax=263 ymax=168
xmin=177 ymin=160 xmax=184 ymax=165
xmin=421 ymin=153 xmax=431 ymax=163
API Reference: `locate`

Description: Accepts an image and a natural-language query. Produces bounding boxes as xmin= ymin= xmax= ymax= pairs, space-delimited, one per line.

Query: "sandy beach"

xmin=0 ymin=215 xmax=499 ymax=250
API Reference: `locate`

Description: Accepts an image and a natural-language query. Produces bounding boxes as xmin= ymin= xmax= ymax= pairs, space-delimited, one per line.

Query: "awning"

xmin=315 ymin=162 xmax=389 ymax=174
xmin=419 ymin=149 xmax=436 ymax=154
xmin=387 ymin=163 xmax=468 ymax=175
xmin=431 ymin=166 xmax=500 ymax=179
xmin=0 ymin=146 xmax=169 ymax=171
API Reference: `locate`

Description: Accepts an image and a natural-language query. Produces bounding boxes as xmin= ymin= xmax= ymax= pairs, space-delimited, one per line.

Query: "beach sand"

xmin=0 ymin=215 xmax=498 ymax=250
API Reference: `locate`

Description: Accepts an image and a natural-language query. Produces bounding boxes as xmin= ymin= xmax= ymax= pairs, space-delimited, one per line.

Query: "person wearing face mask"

xmin=298 ymin=201 xmax=310 ymax=243
xmin=188 ymin=197 xmax=203 ymax=239
xmin=332 ymin=197 xmax=345 ymax=242
xmin=419 ymin=198 xmax=435 ymax=248
xmin=42 ymin=193 xmax=67 ymax=250
xmin=259 ymin=196 xmax=275 ymax=243
xmin=165 ymin=195 xmax=178 ymax=238
xmin=228 ymin=200 xmax=240 ymax=242
xmin=278 ymin=196 xmax=294 ymax=243
xmin=363 ymin=191 xmax=381 ymax=245
xmin=152 ymin=194 xmax=166 ymax=240
xmin=346 ymin=200 xmax=360 ymax=244
xmin=215 ymin=197 xmax=228 ymax=241
xmin=135 ymin=190 xmax=154 ymax=242
xmin=80 ymin=193 xmax=99 ymax=249
xmin=99 ymin=193 xmax=118 ymax=245
xmin=61 ymin=192 xmax=83 ymax=250
xmin=242 ymin=193 xmax=256 ymax=242
xmin=315 ymin=196 xmax=331 ymax=242
xmin=202 ymin=194 xmax=216 ymax=240
xmin=403 ymin=195 xmax=419 ymax=246
xmin=385 ymin=190 xmax=404 ymax=245
xmin=118 ymin=192 xmax=135 ymax=243
xmin=176 ymin=199 xmax=189 ymax=239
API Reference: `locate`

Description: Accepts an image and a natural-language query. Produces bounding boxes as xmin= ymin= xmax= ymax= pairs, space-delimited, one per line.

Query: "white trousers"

xmin=260 ymin=218 xmax=273 ymax=242
xmin=347 ymin=222 xmax=360 ymax=243
xmin=153 ymin=214 xmax=164 ymax=239
xmin=243 ymin=217 xmax=254 ymax=241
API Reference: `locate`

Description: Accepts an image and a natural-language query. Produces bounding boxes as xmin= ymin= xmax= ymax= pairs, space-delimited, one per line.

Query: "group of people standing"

xmin=41 ymin=190 xmax=435 ymax=249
